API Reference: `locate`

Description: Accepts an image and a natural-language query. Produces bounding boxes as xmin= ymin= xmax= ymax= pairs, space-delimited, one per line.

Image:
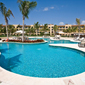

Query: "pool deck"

xmin=49 ymin=44 xmax=85 ymax=52
xmin=0 ymin=67 xmax=85 ymax=85
xmin=0 ymin=37 xmax=85 ymax=85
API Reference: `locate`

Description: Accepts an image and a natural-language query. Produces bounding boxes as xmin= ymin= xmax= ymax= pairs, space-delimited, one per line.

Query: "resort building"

xmin=0 ymin=24 xmax=85 ymax=36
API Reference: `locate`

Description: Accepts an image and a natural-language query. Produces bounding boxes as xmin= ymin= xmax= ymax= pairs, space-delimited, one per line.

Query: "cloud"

xmin=81 ymin=20 xmax=85 ymax=24
xmin=43 ymin=7 xmax=49 ymax=11
xmin=59 ymin=22 xmax=64 ymax=25
xmin=43 ymin=6 xmax=54 ymax=11
xmin=50 ymin=7 xmax=54 ymax=9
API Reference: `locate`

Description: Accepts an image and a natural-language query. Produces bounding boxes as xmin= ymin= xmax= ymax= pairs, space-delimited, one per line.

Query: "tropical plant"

xmin=83 ymin=26 xmax=85 ymax=33
xmin=25 ymin=27 xmax=35 ymax=35
xmin=17 ymin=0 xmax=37 ymax=41
xmin=0 ymin=25 xmax=6 ymax=35
xmin=0 ymin=2 xmax=14 ymax=39
xmin=66 ymin=27 xmax=72 ymax=36
xmin=8 ymin=25 xmax=16 ymax=35
xmin=25 ymin=27 xmax=31 ymax=35
xmin=31 ymin=27 xmax=35 ymax=35
xmin=34 ymin=22 xmax=40 ymax=36
xmin=71 ymin=27 xmax=78 ymax=32
xmin=41 ymin=24 xmax=49 ymax=34
xmin=3 ymin=27 xmax=6 ymax=35
xmin=76 ymin=18 xmax=80 ymax=37
xmin=0 ymin=24 xmax=2 ymax=33
xmin=53 ymin=25 xmax=58 ymax=36
xmin=17 ymin=24 xmax=21 ymax=28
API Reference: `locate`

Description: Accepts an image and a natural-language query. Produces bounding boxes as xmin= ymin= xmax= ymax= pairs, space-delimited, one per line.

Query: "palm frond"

xmin=29 ymin=1 xmax=37 ymax=10
xmin=76 ymin=18 xmax=80 ymax=25
xmin=0 ymin=2 xmax=6 ymax=15
xmin=7 ymin=9 xmax=14 ymax=18
xmin=18 ymin=0 xmax=37 ymax=19
xmin=17 ymin=0 xmax=22 ymax=3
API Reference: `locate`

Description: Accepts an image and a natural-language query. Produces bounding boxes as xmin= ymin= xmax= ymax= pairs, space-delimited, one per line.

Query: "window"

xmin=52 ymin=27 xmax=53 ymax=28
xmin=49 ymin=27 xmax=50 ymax=28
xmin=63 ymin=27 xmax=65 ymax=28
xmin=52 ymin=29 xmax=53 ymax=30
xmin=66 ymin=27 xmax=68 ymax=28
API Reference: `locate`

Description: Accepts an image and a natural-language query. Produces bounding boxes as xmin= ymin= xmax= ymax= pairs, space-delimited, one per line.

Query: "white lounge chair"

xmin=78 ymin=40 xmax=85 ymax=47
xmin=74 ymin=37 xmax=80 ymax=41
xmin=54 ymin=35 xmax=60 ymax=39
xmin=80 ymin=37 xmax=84 ymax=41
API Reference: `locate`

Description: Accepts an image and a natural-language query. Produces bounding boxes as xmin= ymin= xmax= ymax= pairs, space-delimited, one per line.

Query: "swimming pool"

xmin=0 ymin=38 xmax=85 ymax=78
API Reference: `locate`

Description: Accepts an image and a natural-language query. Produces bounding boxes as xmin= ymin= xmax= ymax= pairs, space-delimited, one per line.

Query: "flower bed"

xmin=8 ymin=39 xmax=44 ymax=43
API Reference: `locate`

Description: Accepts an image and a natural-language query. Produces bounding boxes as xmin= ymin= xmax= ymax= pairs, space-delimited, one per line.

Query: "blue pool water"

xmin=0 ymin=38 xmax=85 ymax=78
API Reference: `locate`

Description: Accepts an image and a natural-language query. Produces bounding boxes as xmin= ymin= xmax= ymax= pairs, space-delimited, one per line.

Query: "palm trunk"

xmin=79 ymin=25 xmax=80 ymax=38
xmin=36 ymin=30 xmax=38 ymax=36
xmin=5 ymin=18 xmax=9 ymax=40
xmin=22 ymin=16 xmax=25 ymax=42
xmin=29 ymin=32 xmax=31 ymax=36
xmin=54 ymin=31 xmax=56 ymax=36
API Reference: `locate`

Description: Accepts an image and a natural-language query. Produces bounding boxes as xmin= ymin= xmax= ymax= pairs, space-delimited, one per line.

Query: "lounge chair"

xmin=54 ymin=35 xmax=60 ymax=39
xmin=78 ymin=40 xmax=85 ymax=47
xmin=74 ymin=37 xmax=80 ymax=41
xmin=79 ymin=37 xmax=84 ymax=41
xmin=12 ymin=37 xmax=18 ymax=40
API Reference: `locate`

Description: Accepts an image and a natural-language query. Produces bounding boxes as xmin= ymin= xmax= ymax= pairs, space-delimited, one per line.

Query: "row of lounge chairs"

xmin=74 ymin=37 xmax=84 ymax=41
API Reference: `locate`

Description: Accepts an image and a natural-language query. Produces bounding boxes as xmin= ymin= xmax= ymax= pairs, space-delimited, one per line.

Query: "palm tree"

xmin=31 ymin=27 xmax=35 ymax=35
xmin=8 ymin=25 xmax=16 ymax=35
xmin=34 ymin=22 xmax=40 ymax=36
xmin=76 ymin=18 xmax=80 ymax=38
xmin=41 ymin=24 xmax=49 ymax=34
xmin=17 ymin=0 xmax=37 ymax=41
xmin=53 ymin=25 xmax=58 ymax=36
xmin=83 ymin=26 xmax=85 ymax=33
xmin=67 ymin=27 xmax=72 ymax=37
xmin=0 ymin=24 xmax=2 ymax=33
xmin=72 ymin=27 xmax=78 ymax=33
xmin=0 ymin=2 xmax=14 ymax=40
xmin=25 ymin=27 xmax=31 ymax=35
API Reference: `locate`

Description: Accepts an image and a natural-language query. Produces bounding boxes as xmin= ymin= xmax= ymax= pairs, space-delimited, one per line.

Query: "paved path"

xmin=49 ymin=44 xmax=85 ymax=52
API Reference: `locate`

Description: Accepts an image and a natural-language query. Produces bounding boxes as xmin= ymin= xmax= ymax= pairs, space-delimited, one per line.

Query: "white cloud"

xmin=43 ymin=6 xmax=54 ymax=11
xmin=50 ymin=7 xmax=54 ymax=9
xmin=81 ymin=20 xmax=85 ymax=24
xmin=43 ymin=7 xmax=49 ymax=11
xmin=59 ymin=22 xmax=64 ymax=25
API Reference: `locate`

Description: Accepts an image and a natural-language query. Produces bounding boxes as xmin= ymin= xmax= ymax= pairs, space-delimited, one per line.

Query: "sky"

xmin=0 ymin=0 xmax=85 ymax=25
